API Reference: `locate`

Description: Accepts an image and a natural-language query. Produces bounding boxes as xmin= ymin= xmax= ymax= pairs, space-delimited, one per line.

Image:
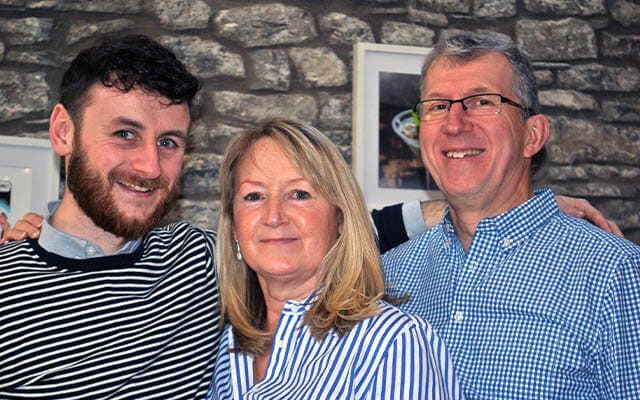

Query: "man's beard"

xmin=66 ymin=143 xmax=180 ymax=240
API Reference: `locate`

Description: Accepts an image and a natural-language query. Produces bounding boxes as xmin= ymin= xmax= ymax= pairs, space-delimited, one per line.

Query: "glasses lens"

xmin=464 ymin=94 xmax=501 ymax=116
xmin=420 ymin=100 xmax=450 ymax=121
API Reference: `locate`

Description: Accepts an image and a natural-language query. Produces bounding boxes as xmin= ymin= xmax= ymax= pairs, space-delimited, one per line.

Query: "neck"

xmin=51 ymin=192 xmax=126 ymax=255
xmin=448 ymin=185 xmax=534 ymax=252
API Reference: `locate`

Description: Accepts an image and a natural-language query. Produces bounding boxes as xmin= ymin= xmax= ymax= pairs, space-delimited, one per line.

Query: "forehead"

xmin=424 ymin=53 xmax=514 ymax=98
xmin=80 ymin=84 xmax=191 ymax=128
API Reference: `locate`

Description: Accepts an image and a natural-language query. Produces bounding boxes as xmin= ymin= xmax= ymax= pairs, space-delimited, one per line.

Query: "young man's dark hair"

xmin=59 ymin=34 xmax=200 ymax=129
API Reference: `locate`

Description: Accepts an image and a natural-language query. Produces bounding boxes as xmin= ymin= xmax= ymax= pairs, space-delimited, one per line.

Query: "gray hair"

xmin=421 ymin=32 xmax=539 ymax=119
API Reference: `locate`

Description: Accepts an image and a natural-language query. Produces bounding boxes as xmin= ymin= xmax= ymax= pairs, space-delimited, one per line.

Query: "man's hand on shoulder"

xmin=0 ymin=212 xmax=44 ymax=244
xmin=555 ymin=195 xmax=623 ymax=237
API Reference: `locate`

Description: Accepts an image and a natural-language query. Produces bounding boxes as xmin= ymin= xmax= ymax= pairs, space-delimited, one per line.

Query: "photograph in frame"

xmin=352 ymin=43 xmax=441 ymax=210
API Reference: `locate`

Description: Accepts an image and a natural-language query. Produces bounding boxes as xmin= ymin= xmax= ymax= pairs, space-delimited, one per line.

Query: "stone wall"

xmin=0 ymin=0 xmax=638 ymax=243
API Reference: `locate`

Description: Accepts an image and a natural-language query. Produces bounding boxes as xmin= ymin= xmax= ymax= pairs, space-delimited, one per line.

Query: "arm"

xmin=599 ymin=253 xmax=640 ymax=399
xmin=368 ymin=317 xmax=463 ymax=399
xmin=0 ymin=212 xmax=44 ymax=244
xmin=372 ymin=195 xmax=621 ymax=252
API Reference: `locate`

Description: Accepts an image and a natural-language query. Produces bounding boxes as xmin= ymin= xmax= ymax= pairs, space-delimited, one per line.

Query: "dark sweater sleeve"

xmin=371 ymin=203 xmax=409 ymax=253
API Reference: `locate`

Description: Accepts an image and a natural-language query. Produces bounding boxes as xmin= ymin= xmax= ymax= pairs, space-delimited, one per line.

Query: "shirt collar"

xmin=442 ymin=188 xmax=559 ymax=250
xmin=38 ymin=200 xmax=142 ymax=259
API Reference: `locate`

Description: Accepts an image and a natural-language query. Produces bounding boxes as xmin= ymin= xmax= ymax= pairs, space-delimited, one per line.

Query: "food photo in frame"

xmin=352 ymin=42 xmax=442 ymax=210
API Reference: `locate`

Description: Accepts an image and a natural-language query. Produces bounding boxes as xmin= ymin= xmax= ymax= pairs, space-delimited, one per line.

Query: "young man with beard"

xmin=0 ymin=35 xmax=219 ymax=399
xmin=383 ymin=32 xmax=640 ymax=399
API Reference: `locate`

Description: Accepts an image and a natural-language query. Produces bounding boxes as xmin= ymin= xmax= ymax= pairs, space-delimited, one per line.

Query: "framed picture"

xmin=0 ymin=136 xmax=60 ymax=225
xmin=352 ymin=42 xmax=442 ymax=210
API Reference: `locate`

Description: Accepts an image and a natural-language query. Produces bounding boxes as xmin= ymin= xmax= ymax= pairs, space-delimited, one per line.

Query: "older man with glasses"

xmin=383 ymin=32 xmax=640 ymax=399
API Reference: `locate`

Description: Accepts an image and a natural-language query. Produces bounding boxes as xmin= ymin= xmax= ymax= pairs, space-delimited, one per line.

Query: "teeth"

xmin=446 ymin=149 xmax=482 ymax=159
xmin=116 ymin=179 xmax=153 ymax=192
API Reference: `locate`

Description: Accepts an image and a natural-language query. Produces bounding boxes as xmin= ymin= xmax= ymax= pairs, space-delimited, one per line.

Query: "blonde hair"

xmin=216 ymin=118 xmax=384 ymax=355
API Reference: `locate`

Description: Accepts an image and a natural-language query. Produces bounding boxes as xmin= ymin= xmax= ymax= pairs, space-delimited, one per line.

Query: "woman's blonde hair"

xmin=217 ymin=118 xmax=384 ymax=355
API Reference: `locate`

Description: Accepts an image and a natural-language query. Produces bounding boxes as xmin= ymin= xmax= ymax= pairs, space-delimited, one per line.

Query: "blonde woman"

xmin=208 ymin=119 xmax=463 ymax=399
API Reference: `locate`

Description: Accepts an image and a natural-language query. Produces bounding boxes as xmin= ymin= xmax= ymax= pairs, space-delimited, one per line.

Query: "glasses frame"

xmin=412 ymin=92 xmax=536 ymax=124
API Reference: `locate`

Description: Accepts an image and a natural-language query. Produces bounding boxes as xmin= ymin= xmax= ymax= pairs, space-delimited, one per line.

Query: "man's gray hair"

xmin=421 ymin=32 xmax=539 ymax=119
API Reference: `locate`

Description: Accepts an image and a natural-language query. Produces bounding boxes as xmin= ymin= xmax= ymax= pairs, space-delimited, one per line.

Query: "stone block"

xmin=380 ymin=21 xmax=435 ymax=46
xmin=6 ymin=49 xmax=59 ymax=66
xmin=602 ymin=98 xmax=640 ymax=123
xmin=523 ymin=0 xmax=605 ymax=15
xmin=539 ymin=89 xmax=597 ymax=111
xmin=473 ymin=0 xmax=516 ymax=18
xmin=214 ymin=3 xmax=316 ymax=47
xmin=547 ymin=116 xmax=640 ymax=165
xmin=601 ymin=32 xmax=640 ymax=62
xmin=319 ymin=12 xmax=374 ymax=45
xmin=318 ymin=92 xmax=352 ymax=130
xmin=534 ymin=69 xmax=554 ymax=86
xmin=247 ymin=49 xmax=291 ymax=91
xmin=66 ymin=19 xmax=135 ymax=45
xmin=414 ymin=0 xmax=471 ymax=13
xmin=160 ymin=35 xmax=245 ymax=79
xmin=211 ymin=91 xmax=318 ymax=124
xmin=408 ymin=7 xmax=448 ymax=26
xmin=288 ymin=47 xmax=348 ymax=88
xmin=0 ymin=17 xmax=52 ymax=45
xmin=40 ymin=0 xmax=143 ymax=12
xmin=516 ymin=18 xmax=596 ymax=60
xmin=146 ymin=0 xmax=212 ymax=31
xmin=557 ymin=64 xmax=640 ymax=91
xmin=181 ymin=153 xmax=222 ymax=196
xmin=611 ymin=0 xmax=640 ymax=27
xmin=0 ymin=71 xmax=50 ymax=123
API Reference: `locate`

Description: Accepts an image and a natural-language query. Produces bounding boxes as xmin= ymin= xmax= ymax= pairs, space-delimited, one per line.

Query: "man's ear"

xmin=49 ymin=103 xmax=75 ymax=157
xmin=524 ymin=114 xmax=550 ymax=159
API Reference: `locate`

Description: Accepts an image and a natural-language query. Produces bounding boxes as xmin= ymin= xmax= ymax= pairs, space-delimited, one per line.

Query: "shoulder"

xmin=550 ymin=213 xmax=640 ymax=263
xmin=360 ymin=302 xmax=436 ymax=343
xmin=382 ymin=227 xmax=440 ymax=264
xmin=144 ymin=221 xmax=216 ymax=251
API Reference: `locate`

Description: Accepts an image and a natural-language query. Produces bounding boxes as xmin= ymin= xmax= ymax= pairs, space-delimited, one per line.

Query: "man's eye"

xmin=115 ymin=130 xmax=134 ymax=139
xmin=158 ymin=137 xmax=178 ymax=149
xmin=292 ymin=190 xmax=311 ymax=200
xmin=427 ymin=102 xmax=448 ymax=112
xmin=243 ymin=193 xmax=261 ymax=201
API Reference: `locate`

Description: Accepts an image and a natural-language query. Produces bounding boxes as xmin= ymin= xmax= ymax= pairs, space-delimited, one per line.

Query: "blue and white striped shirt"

xmin=383 ymin=189 xmax=640 ymax=399
xmin=209 ymin=297 xmax=463 ymax=399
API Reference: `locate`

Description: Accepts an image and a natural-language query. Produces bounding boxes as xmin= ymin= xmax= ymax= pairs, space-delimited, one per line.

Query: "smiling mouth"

xmin=116 ymin=179 xmax=155 ymax=193
xmin=445 ymin=149 xmax=483 ymax=159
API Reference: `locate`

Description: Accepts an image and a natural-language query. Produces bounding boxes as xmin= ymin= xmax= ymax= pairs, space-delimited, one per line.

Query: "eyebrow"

xmin=425 ymin=86 xmax=496 ymax=99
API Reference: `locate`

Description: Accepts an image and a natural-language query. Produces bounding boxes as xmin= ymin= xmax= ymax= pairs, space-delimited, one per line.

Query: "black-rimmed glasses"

xmin=412 ymin=93 xmax=536 ymax=124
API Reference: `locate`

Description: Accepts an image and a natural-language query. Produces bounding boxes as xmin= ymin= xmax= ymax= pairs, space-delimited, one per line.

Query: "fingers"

xmin=0 ymin=212 xmax=44 ymax=244
xmin=555 ymin=195 xmax=624 ymax=238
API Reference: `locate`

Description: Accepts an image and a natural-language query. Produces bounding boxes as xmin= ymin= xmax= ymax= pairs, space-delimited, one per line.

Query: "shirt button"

xmin=276 ymin=339 xmax=285 ymax=348
xmin=444 ymin=240 xmax=451 ymax=248
xmin=454 ymin=311 xmax=464 ymax=323
xmin=86 ymin=247 xmax=96 ymax=255
xmin=502 ymin=237 xmax=512 ymax=248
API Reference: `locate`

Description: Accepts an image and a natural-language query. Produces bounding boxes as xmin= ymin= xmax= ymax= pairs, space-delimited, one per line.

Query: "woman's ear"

xmin=524 ymin=114 xmax=550 ymax=159
xmin=49 ymin=103 xmax=75 ymax=157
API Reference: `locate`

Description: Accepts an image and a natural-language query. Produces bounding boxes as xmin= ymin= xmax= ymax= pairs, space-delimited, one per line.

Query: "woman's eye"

xmin=292 ymin=190 xmax=311 ymax=200
xmin=243 ymin=192 xmax=261 ymax=201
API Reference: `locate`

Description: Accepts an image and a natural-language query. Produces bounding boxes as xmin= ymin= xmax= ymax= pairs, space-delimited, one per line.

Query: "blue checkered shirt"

xmin=382 ymin=189 xmax=640 ymax=399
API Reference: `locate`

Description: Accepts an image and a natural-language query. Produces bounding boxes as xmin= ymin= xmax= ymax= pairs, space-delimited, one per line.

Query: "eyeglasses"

xmin=412 ymin=93 xmax=536 ymax=124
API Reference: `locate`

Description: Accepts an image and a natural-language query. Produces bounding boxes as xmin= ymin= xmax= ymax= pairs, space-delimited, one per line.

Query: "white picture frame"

xmin=0 ymin=136 xmax=60 ymax=225
xmin=352 ymin=42 xmax=442 ymax=210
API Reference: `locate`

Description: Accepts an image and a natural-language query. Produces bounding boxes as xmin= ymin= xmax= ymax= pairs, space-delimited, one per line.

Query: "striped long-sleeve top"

xmin=0 ymin=221 xmax=220 ymax=399
xmin=209 ymin=296 xmax=463 ymax=400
